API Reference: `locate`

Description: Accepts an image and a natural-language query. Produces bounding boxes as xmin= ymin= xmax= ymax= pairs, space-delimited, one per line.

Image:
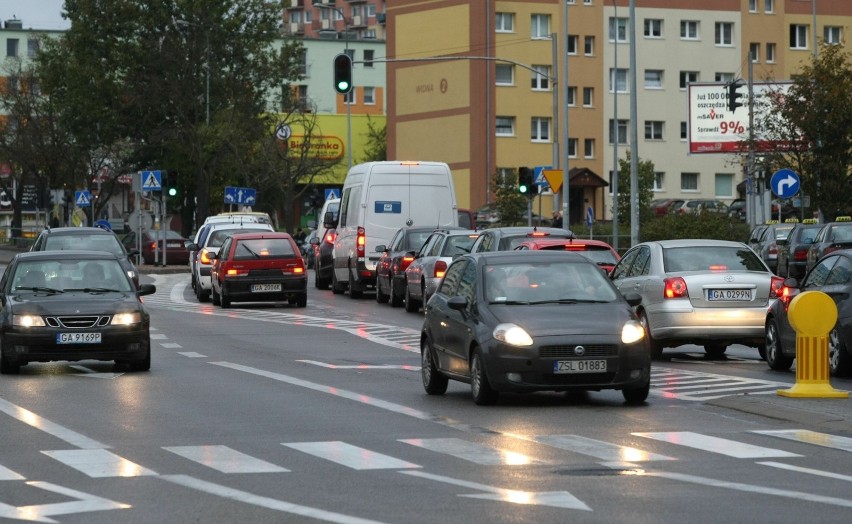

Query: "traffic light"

xmin=161 ymin=171 xmax=178 ymax=198
xmin=518 ymin=167 xmax=533 ymax=194
xmin=727 ymin=81 xmax=745 ymax=112
xmin=333 ymin=53 xmax=353 ymax=94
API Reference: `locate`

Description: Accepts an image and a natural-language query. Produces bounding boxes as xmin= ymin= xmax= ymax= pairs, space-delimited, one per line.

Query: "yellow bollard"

xmin=777 ymin=291 xmax=849 ymax=398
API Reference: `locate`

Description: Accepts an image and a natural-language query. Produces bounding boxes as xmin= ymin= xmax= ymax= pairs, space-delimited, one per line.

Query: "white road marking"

xmin=644 ymin=470 xmax=852 ymax=508
xmin=399 ymin=438 xmax=545 ymax=466
xmin=42 ymin=449 xmax=157 ymax=478
xmin=159 ymin=342 xmax=182 ymax=349
xmin=0 ymin=397 xmax=108 ymax=450
xmin=753 ymin=429 xmax=852 ymax=453
xmin=150 ymin=333 xmax=167 ymax=340
xmin=298 ymin=360 xmax=419 ymax=371
xmin=633 ymin=431 xmax=802 ymax=459
xmin=0 ymin=465 xmax=24 ymax=481
xmin=159 ymin=474 xmax=388 ymax=524
xmin=177 ymin=351 xmax=207 ymax=358
xmin=164 ymin=445 xmax=289 ymax=474
xmin=0 ymin=481 xmax=130 ymax=522
xmin=283 ymin=441 xmax=420 ymax=470
xmin=758 ymin=461 xmax=852 ymax=482
xmin=400 ymin=471 xmax=591 ymax=511
xmin=68 ymin=366 xmax=123 ymax=379
xmin=521 ymin=434 xmax=675 ymax=462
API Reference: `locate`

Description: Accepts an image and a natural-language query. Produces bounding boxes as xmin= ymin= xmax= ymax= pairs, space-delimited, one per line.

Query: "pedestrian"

xmin=293 ymin=227 xmax=307 ymax=243
xmin=551 ymin=211 xmax=563 ymax=229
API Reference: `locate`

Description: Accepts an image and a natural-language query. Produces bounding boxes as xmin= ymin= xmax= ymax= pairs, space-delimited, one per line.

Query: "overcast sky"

xmin=0 ymin=0 xmax=69 ymax=31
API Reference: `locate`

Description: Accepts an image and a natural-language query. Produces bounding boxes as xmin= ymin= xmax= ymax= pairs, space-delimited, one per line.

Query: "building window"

xmin=363 ymin=49 xmax=374 ymax=68
xmin=27 ymin=39 xmax=39 ymax=58
xmin=715 ymin=22 xmax=733 ymax=46
xmin=766 ymin=43 xmax=776 ymax=63
xmin=584 ymin=139 xmax=595 ymax=158
xmin=681 ymin=172 xmax=699 ymax=191
xmin=825 ymin=26 xmax=842 ymax=45
xmin=531 ymin=117 xmax=551 ymax=142
xmin=344 ymin=90 xmax=354 ymax=104
xmin=679 ymin=71 xmax=698 ymax=89
xmin=567 ymin=86 xmax=577 ymax=106
xmin=583 ymin=87 xmax=593 ymax=107
xmin=367 ymin=4 xmax=376 ymax=17
xmin=531 ymin=65 xmax=550 ymax=90
xmin=749 ymin=43 xmax=760 ymax=62
xmin=748 ymin=0 xmax=757 ymax=13
xmin=645 ymin=121 xmax=664 ymax=140
xmin=296 ymin=49 xmax=307 ymax=77
xmin=6 ymin=38 xmax=19 ymax=57
xmin=681 ymin=121 xmax=687 ymax=140
xmin=609 ymin=119 xmax=628 ymax=144
xmin=790 ymin=25 xmax=808 ymax=49
xmin=609 ymin=17 xmax=628 ymax=42
xmin=496 ymin=116 xmax=515 ymax=136
xmin=715 ymin=173 xmax=734 ymax=198
xmin=531 ymin=14 xmax=551 ymax=39
xmin=496 ymin=64 xmax=514 ymax=85
xmin=653 ymin=172 xmax=664 ymax=191
xmin=764 ymin=0 xmax=774 ymax=14
xmin=610 ymin=68 xmax=628 ymax=93
xmin=568 ymin=138 xmax=578 ymax=158
xmin=363 ymin=86 xmax=375 ymax=105
xmin=644 ymin=19 xmax=662 ymax=38
xmin=715 ymin=72 xmax=735 ymax=83
xmin=644 ymin=70 xmax=663 ymax=89
xmin=680 ymin=21 xmax=699 ymax=40
xmin=496 ymin=12 xmax=514 ymax=32
xmin=567 ymin=35 xmax=579 ymax=55
xmin=584 ymin=36 xmax=594 ymax=55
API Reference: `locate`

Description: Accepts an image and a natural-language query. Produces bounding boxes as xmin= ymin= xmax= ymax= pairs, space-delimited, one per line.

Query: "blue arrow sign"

xmin=141 ymin=170 xmax=162 ymax=191
xmin=586 ymin=206 xmax=594 ymax=228
xmin=224 ymin=186 xmax=256 ymax=205
xmin=242 ymin=188 xmax=256 ymax=205
xmin=770 ymin=169 xmax=800 ymax=199
xmin=224 ymin=186 xmax=238 ymax=204
xmin=75 ymin=190 xmax=92 ymax=207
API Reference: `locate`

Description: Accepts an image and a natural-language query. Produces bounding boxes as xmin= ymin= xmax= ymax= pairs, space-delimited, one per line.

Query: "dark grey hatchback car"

xmin=420 ymin=251 xmax=650 ymax=405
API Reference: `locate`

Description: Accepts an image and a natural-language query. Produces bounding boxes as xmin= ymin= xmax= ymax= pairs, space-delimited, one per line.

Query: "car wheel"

xmin=638 ymin=311 xmax=663 ymax=360
xmin=211 ymin=285 xmax=221 ymax=306
xmin=389 ymin=274 xmax=403 ymax=307
xmin=622 ymin=382 xmax=650 ymax=404
xmin=128 ymin=340 xmax=151 ymax=372
xmin=315 ymin=268 xmax=329 ymax=290
xmin=296 ymin=293 xmax=307 ymax=308
xmin=703 ymin=343 xmax=727 ymax=358
xmin=0 ymin=338 xmax=20 ymax=375
xmin=220 ymin=290 xmax=231 ymax=308
xmin=421 ymin=336 xmax=448 ymax=395
xmin=470 ymin=346 xmax=498 ymax=405
xmin=404 ymin=284 xmax=420 ymax=313
xmin=829 ymin=327 xmax=852 ymax=377
xmin=348 ymin=266 xmax=363 ymax=299
xmin=375 ymin=275 xmax=390 ymax=304
xmin=331 ymin=270 xmax=344 ymax=294
xmin=757 ymin=344 xmax=767 ymax=361
xmin=195 ymin=280 xmax=210 ymax=302
xmin=765 ymin=318 xmax=794 ymax=371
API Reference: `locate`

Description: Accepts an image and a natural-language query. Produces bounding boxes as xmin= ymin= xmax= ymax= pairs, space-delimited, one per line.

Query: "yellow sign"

xmin=543 ymin=169 xmax=563 ymax=193
xmin=285 ymin=135 xmax=344 ymax=161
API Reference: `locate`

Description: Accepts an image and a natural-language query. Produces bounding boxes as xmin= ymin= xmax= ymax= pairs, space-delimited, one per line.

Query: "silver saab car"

xmin=610 ymin=239 xmax=783 ymax=359
xmin=403 ymin=229 xmax=479 ymax=313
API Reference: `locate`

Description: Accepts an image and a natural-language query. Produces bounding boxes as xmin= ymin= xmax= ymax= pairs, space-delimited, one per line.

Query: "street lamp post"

xmin=314 ymin=2 xmax=353 ymax=169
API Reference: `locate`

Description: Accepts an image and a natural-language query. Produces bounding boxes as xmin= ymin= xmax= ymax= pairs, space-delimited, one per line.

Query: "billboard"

xmin=688 ymin=82 xmax=793 ymax=154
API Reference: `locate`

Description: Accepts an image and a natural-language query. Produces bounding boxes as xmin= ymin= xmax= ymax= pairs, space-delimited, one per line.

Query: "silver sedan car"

xmin=610 ymin=239 xmax=783 ymax=359
xmin=403 ymin=229 xmax=479 ymax=313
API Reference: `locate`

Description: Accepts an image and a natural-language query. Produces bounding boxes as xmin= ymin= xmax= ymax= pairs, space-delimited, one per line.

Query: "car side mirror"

xmin=323 ymin=211 xmax=339 ymax=229
xmin=127 ymin=249 xmax=139 ymax=257
xmin=375 ymin=245 xmax=387 ymax=253
xmin=310 ymin=237 xmax=319 ymax=245
xmin=186 ymin=242 xmax=198 ymax=251
xmin=137 ymin=284 xmax=156 ymax=296
xmin=622 ymin=292 xmax=642 ymax=307
xmin=447 ymin=296 xmax=468 ymax=311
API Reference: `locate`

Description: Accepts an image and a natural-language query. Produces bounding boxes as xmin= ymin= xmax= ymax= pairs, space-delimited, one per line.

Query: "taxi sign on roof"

xmin=836 ymin=216 xmax=852 ymax=222
xmin=802 ymin=218 xmax=819 ymax=224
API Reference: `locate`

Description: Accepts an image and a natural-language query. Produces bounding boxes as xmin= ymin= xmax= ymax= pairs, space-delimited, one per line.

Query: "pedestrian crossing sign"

xmin=325 ymin=188 xmax=340 ymax=201
xmin=75 ymin=190 xmax=91 ymax=207
xmin=141 ymin=170 xmax=162 ymax=191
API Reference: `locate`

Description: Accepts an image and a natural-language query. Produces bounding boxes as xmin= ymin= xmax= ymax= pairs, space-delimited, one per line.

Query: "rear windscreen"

xmin=663 ymin=246 xmax=766 ymax=272
xmin=233 ymin=239 xmax=295 ymax=260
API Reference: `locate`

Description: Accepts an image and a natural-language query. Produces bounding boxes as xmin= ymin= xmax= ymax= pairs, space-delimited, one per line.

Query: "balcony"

xmin=288 ymin=22 xmax=305 ymax=35
xmin=376 ymin=13 xmax=386 ymax=24
xmin=287 ymin=0 xmax=305 ymax=9
xmin=350 ymin=15 xmax=364 ymax=28
xmin=321 ymin=19 xmax=331 ymax=30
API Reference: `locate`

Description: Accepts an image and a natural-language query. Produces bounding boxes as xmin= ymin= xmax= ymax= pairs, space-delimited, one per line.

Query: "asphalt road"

xmin=0 ymin=261 xmax=851 ymax=523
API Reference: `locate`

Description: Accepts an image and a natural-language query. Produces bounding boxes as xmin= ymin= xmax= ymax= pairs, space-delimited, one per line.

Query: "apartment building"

xmin=386 ymin=0 xmax=852 ymax=225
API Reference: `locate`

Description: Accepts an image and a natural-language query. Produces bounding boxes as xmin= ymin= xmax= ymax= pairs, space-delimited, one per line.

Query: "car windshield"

xmin=405 ymin=232 xmax=433 ymax=252
xmin=208 ymin=228 xmax=265 ymax=248
xmin=663 ymin=246 xmax=766 ymax=272
xmin=44 ymin=234 xmax=124 ymax=255
xmin=484 ymin=261 xmax=619 ymax=303
xmin=440 ymin=235 xmax=478 ymax=257
xmin=12 ymin=259 xmax=132 ymax=293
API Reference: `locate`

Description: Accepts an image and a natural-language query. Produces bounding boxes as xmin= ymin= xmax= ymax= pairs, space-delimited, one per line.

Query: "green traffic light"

xmin=337 ymin=80 xmax=350 ymax=92
xmin=168 ymin=187 xmax=177 ymax=197
xmin=519 ymin=185 xmax=528 ymax=194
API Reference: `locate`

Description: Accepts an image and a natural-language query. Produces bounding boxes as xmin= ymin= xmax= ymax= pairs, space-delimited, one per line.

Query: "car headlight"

xmin=13 ymin=314 xmax=45 ymax=327
xmin=112 ymin=312 xmax=142 ymax=326
xmin=621 ymin=320 xmax=645 ymax=344
xmin=493 ymin=323 xmax=533 ymax=347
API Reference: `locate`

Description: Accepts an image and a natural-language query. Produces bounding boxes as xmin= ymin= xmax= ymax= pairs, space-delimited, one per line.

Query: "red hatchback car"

xmin=210 ymin=232 xmax=307 ymax=308
xmin=513 ymin=238 xmax=621 ymax=274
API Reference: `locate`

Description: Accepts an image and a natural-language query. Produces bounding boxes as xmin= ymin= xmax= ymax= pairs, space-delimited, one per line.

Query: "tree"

xmin=747 ymin=44 xmax=852 ymax=221
xmin=358 ymin=115 xmax=386 ymax=163
xmin=614 ymin=152 xmax=655 ymax=226
xmin=491 ymin=169 xmax=527 ymax=226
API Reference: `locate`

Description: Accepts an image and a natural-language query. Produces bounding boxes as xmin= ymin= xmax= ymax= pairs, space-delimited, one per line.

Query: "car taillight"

xmin=769 ymin=275 xmax=784 ymax=299
xmin=528 ymin=231 xmax=549 ymax=238
xmin=199 ymin=249 xmax=213 ymax=264
xmin=400 ymin=255 xmax=415 ymax=271
xmin=793 ymin=249 xmax=809 ymax=262
xmin=708 ymin=265 xmax=728 ymax=271
xmin=356 ymin=227 xmax=366 ymax=258
xmin=324 ymin=231 xmax=336 ymax=244
xmin=149 ymin=241 xmax=157 ymax=251
xmin=768 ymin=242 xmax=778 ymax=256
xmin=779 ymin=285 xmax=798 ymax=310
xmin=825 ymin=245 xmax=841 ymax=255
xmin=663 ymin=277 xmax=688 ymax=299
xmin=225 ymin=266 xmax=248 ymax=277
xmin=283 ymin=259 xmax=306 ymax=275
xmin=434 ymin=260 xmax=447 ymax=278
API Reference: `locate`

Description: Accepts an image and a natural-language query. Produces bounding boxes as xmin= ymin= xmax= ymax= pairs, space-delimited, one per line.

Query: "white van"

xmin=331 ymin=161 xmax=458 ymax=297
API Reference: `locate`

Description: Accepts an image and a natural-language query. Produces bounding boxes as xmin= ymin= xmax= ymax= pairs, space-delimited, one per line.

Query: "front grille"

xmin=521 ymin=372 xmax=618 ymax=385
xmin=45 ymin=316 xmax=111 ymax=328
xmin=539 ymin=345 xmax=618 ymax=358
